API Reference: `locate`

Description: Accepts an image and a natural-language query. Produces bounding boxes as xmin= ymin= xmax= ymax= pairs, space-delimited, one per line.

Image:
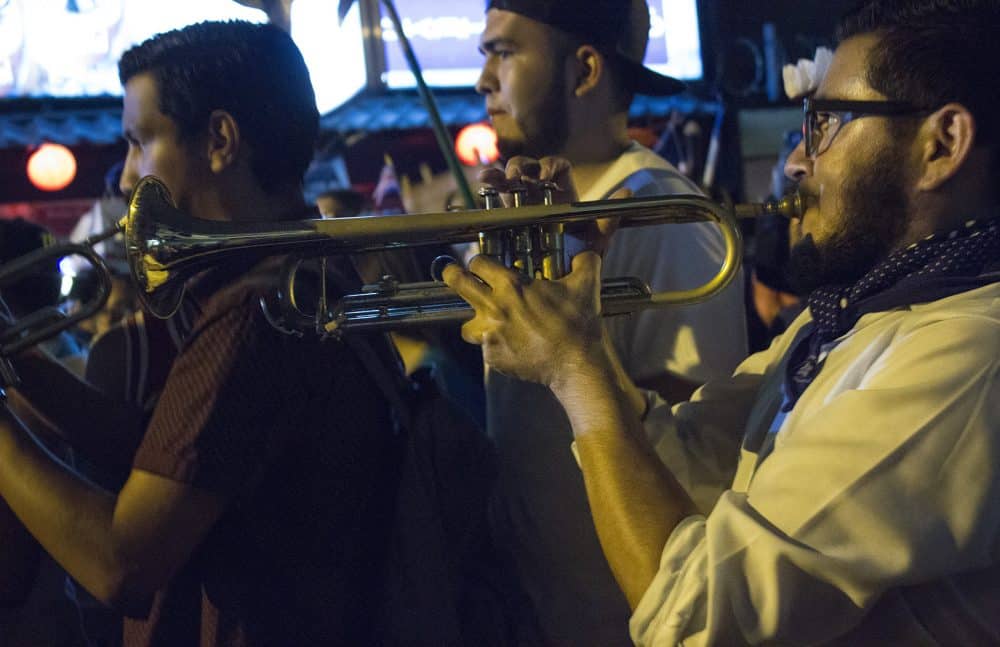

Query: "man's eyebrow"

xmin=479 ymin=37 xmax=515 ymax=55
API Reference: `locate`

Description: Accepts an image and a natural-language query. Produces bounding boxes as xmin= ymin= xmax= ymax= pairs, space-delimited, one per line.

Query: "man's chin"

xmin=785 ymin=237 xmax=824 ymax=296
xmin=496 ymin=136 xmax=526 ymax=161
xmin=786 ymin=235 xmax=883 ymax=296
xmin=496 ymin=133 xmax=562 ymax=162
xmin=786 ymin=235 xmax=849 ymax=296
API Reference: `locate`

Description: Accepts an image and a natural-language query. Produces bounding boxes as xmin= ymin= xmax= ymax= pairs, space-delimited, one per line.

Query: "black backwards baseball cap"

xmin=486 ymin=0 xmax=686 ymax=96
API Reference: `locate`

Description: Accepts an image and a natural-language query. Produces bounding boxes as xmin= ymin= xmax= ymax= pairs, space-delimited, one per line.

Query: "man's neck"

xmin=560 ymin=110 xmax=633 ymax=194
xmin=563 ymin=139 xmax=633 ymax=196
xmin=895 ymin=192 xmax=998 ymax=252
xmin=225 ymin=187 xmax=308 ymax=223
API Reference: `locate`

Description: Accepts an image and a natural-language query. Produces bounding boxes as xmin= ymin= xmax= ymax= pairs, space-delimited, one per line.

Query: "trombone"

xmin=0 ymin=231 xmax=118 ymax=356
xmin=122 ymin=175 xmax=801 ymax=337
xmin=0 ymin=229 xmax=118 ymax=387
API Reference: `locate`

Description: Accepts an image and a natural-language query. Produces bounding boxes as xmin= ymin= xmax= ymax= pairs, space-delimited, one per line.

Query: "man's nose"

xmin=475 ymin=64 xmax=495 ymax=96
xmin=784 ymin=138 xmax=812 ymax=183
xmin=119 ymin=159 xmax=136 ymax=199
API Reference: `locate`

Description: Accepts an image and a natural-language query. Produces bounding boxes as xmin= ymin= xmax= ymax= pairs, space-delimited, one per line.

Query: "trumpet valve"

xmin=477 ymin=186 xmax=507 ymax=264
xmin=537 ymin=181 xmax=565 ymax=278
xmin=540 ymin=181 xmax=557 ymax=206
xmin=513 ymin=229 xmax=535 ymax=277
xmin=511 ymin=185 xmax=528 ymax=208
xmin=478 ymin=186 xmax=501 ymax=209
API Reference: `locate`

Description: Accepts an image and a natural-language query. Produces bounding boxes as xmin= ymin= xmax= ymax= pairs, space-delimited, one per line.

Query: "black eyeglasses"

xmin=802 ymin=97 xmax=930 ymax=159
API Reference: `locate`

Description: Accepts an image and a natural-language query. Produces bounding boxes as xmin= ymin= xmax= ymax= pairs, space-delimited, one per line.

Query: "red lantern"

xmin=455 ymin=123 xmax=499 ymax=167
xmin=27 ymin=143 xmax=77 ymax=192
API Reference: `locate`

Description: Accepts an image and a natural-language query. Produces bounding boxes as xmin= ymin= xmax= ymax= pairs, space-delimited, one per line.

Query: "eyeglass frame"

xmin=802 ymin=97 xmax=930 ymax=159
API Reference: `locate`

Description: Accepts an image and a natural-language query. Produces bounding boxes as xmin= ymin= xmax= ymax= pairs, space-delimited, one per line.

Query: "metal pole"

xmin=379 ymin=0 xmax=477 ymax=209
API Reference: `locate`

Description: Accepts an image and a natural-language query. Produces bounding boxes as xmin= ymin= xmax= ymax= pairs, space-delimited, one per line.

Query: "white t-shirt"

xmin=589 ymin=143 xmax=747 ymax=382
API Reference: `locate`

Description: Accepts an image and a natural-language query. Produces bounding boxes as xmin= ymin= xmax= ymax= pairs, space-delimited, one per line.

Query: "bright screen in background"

xmin=382 ymin=0 xmax=703 ymax=88
xmin=0 ymin=0 xmax=366 ymax=114
xmin=291 ymin=0 xmax=366 ymax=114
xmin=646 ymin=0 xmax=702 ymax=81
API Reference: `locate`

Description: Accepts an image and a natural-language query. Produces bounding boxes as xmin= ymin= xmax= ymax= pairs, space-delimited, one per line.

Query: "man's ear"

xmin=916 ymin=103 xmax=976 ymax=191
xmin=572 ymin=44 xmax=604 ymax=98
xmin=206 ymin=110 xmax=241 ymax=174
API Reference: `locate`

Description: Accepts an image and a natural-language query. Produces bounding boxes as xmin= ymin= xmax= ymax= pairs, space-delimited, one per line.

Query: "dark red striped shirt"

xmin=123 ymin=258 xmax=400 ymax=646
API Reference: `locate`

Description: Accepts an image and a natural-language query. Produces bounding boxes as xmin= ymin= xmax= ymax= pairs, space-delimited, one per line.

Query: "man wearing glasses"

xmin=444 ymin=0 xmax=1000 ymax=643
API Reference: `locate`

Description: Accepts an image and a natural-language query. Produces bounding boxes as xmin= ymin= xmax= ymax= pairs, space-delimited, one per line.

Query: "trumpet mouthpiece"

xmin=734 ymin=193 xmax=803 ymax=220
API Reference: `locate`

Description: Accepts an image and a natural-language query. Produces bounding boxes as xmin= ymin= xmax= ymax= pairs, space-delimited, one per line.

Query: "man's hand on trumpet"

xmin=443 ymin=155 xmax=646 ymax=421
xmin=478 ymin=155 xmax=577 ymax=204
xmin=442 ymin=250 xmax=606 ymax=388
xmin=479 ymin=155 xmax=625 ymax=255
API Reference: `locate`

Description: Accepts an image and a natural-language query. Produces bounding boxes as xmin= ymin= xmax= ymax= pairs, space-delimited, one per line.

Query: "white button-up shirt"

xmin=632 ymin=282 xmax=1000 ymax=645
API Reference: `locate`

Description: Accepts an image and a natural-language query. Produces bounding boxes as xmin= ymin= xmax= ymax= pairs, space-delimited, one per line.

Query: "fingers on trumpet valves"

xmin=474 ymin=166 xmax=534 ymax=200
xmin=477 ymin=167 xmax=507 ymax=189
xmin=477 ymin=157 xmax=566 ymax=206
xmin=504 ymin=156 xmax=542 ymax=183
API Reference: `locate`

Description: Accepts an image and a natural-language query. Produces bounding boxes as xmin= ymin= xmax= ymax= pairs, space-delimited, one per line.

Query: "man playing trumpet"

xmin=447 ymin=0 xmax=1000 ymax=642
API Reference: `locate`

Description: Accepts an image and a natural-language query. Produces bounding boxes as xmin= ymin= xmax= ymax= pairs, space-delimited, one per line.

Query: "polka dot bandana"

xmin=808 ymin=217 xmax=1000 ymax=340
xmin=784 ymin=216 xmax=1000 ymax=409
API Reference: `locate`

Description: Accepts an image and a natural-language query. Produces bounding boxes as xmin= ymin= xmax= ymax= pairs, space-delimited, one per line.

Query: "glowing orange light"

xmin=27 ymin=143 xmax=77 ymax=192
xmin=455 ymin=123 xmax=499 ymax=166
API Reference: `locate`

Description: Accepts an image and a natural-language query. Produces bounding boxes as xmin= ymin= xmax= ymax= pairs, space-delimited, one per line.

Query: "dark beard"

xmin=496 ymin=79 xmax=570 ymax=160
xmin=787 ymin=150 xmax=911 ymax=296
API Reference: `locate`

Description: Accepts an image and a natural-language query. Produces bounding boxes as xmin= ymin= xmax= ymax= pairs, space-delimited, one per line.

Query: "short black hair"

xmin=118 ymin=20 xmax=319 ymax=193
xmin=837 ymin=0 xmax=1000 ymax=165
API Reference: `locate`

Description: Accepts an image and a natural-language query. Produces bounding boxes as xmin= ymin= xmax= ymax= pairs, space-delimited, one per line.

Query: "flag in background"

xmin=373 ymin=154 xmax=405 ymax=215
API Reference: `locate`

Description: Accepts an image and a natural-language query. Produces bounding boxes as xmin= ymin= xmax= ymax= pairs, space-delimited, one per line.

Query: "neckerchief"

xmin=783 ymin=215 xmax=1000 ymax=411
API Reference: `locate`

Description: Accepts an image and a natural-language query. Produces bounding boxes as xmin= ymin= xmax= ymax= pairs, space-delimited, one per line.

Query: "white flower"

xmin=783 ymin=47 xmax=835 ymax=99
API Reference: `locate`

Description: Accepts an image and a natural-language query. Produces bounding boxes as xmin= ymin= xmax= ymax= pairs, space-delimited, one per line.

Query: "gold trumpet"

xmin=123 ymin=175 xmax=801 ymax=338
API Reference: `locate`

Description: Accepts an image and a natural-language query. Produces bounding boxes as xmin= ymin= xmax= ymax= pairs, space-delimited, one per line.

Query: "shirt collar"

xmin=578 ymin=142 xmax=675 ymax=201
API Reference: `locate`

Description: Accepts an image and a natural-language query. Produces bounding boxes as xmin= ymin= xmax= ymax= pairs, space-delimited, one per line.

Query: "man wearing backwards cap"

xmin=475 ymin=1 xmax=747 ymax=644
